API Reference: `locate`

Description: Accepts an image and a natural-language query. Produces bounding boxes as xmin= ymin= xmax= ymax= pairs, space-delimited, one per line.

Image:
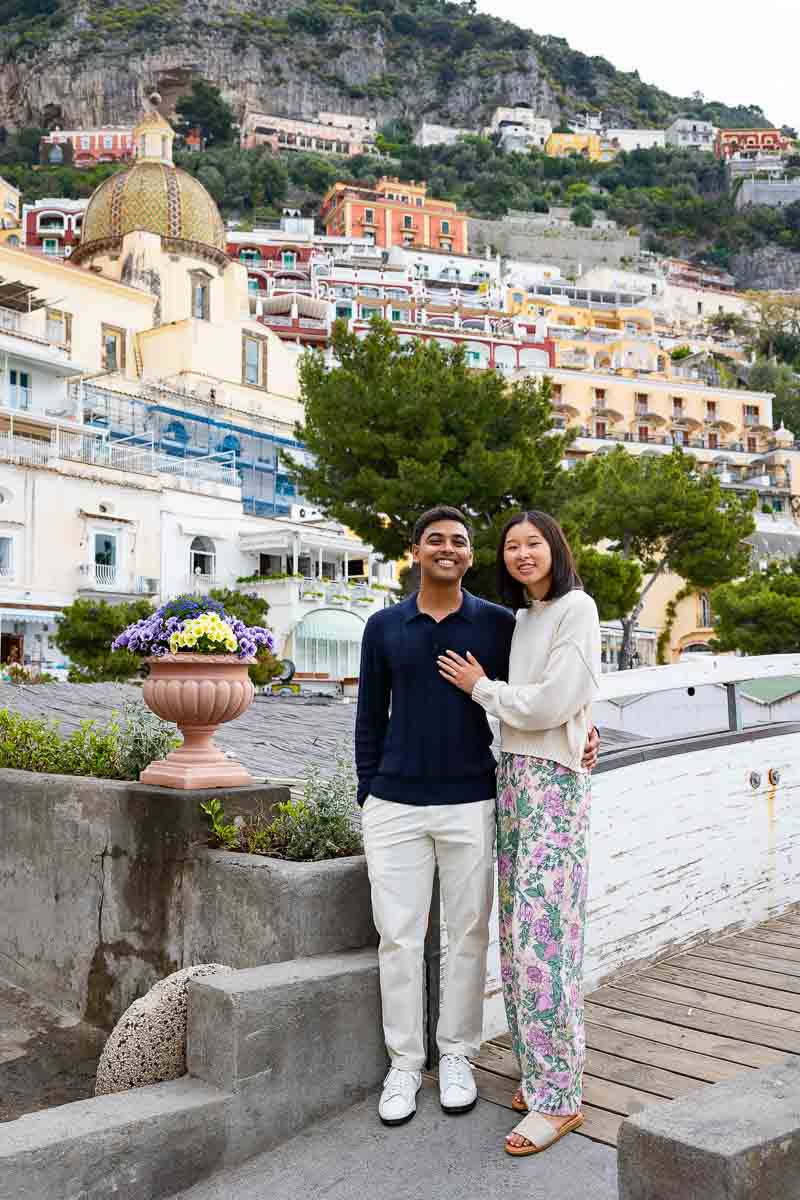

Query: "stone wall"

xmin=0 ymin=770 xmax=374 ymax=1029
xmin=469 ymin=213 xmax=641 ymax=275
xmin=735 ymin=179 xmax=800 ymax=211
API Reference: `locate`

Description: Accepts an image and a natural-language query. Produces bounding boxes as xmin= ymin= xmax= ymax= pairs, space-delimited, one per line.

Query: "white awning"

xmin=0 ymin=607 xmax=62 ymax=624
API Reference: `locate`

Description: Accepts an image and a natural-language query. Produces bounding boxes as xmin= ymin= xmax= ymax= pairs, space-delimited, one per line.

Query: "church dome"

xmin=73 ymin=162 xmax=225 ymax=260
xmin=72 ymin=94 xmax=225 ymax=264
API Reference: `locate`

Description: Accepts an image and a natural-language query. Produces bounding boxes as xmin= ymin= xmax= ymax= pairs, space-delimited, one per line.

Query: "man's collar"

xmin=402 ymin=589 xmax=476 ymax=624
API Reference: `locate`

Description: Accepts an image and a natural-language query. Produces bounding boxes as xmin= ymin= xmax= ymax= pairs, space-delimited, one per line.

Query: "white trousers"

xmin=362 ymin=796 xmax=495 ymax=1072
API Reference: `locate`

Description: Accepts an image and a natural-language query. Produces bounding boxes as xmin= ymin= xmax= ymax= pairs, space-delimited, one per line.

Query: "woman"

xmin=437 ymin=511 xmax=601 ymax=1157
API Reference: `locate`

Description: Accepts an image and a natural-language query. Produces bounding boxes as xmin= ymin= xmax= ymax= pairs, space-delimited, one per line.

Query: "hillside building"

xmin=545 ymin=132 xmax=603 ymax=161
xmin=665 ymin=117 xmax=715 ymax=152
xmin=413 ymin=123 xmax=474 ymax=148
xmin=0 ymin=100 xmax=397 ymax=680
xmin=715 ymin=127 xmax=793 ymax=178
xmin=240 ymin=110 xmax=377 ymax=157
xmin=320 ymin=176 xmax=469 ymax=254
xmin=40 ymin=127 xmax=134 ymax=167
xmin=483 ymin=106 xmax=552 ymax=152
xmin=21 ymin=199 xmax=87 ymax=259
xmin=605 ymin=129 xmax=666 ymax=152
xmin=0 ymin=177 xmax=20 ymax=233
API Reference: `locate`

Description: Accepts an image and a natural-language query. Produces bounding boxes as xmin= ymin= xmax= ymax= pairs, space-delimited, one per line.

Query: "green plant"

xmin=55 ymin=597 xmax=154 ymax=682
xmin=200 ymin=797 xmax=240 ymax=849
xmin=113 ymin=700 xmax=180 ymax=780
xmin=4 ymin=663 xmax=57 ymax=684
xmin=199 ymin=743 xmax=362 ymax=861
xmin=0 ymin=701 xmax=178 ymax=780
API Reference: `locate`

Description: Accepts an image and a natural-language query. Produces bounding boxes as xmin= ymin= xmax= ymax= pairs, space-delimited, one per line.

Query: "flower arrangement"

xmin=112 ymin=594 xmax=275 ymax=661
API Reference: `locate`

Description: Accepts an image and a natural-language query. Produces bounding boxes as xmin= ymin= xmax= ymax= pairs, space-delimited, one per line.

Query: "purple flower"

xmin=533 ymin=917 xmax=551 ymax=942
xmin=526 ymin=965 xmax=543 ymax=985
xmin=498 ymin=854 xmax=512 ymax=878
xmin=536 ymin=993 xmax=554 ymax=1012
xmin=519 ymin=902 xmax=534 ymax=923
xmin=531 ymin=846 xmax=547 ymax=867
xmin=543 ymin=942 xmax=559 ymax=960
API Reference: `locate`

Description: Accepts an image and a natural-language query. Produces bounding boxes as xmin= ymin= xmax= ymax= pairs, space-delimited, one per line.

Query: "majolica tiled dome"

xmin=78 ymin=161 xmax=225 ymax=252
xmin=73 ymin=96 xmax=225 ymax=261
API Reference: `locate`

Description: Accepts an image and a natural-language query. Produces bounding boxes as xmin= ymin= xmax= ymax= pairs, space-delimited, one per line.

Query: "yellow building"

xmin=0 ymin=175 xmax=21 ymax=242
xmin=536 ymin=364 xmax=796 ymax=661
xmin=545 ymin=132 xmax=603 ymax=161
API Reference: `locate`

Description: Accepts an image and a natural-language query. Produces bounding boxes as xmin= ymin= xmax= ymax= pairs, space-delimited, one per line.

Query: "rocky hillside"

xmin=0 ymin=0 xmax=774 ymax=133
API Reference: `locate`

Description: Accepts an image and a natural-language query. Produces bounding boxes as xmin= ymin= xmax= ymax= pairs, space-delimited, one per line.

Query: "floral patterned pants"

xmin=496 ymin=752 xmax=591 ymax=1116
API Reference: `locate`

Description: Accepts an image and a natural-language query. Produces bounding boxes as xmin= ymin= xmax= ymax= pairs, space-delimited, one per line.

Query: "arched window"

xmin=293 ymin=608 xmax=366 ymax=679
xmin=190 ymin=536 xmax=216 ymax=579
xmin=700 ymin=593 xmax=712 ymax=628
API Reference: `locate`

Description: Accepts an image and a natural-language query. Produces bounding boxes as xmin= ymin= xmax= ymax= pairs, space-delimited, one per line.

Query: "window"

xmin=708 ymin=433 xmax=718 ymax=450
xmin=747 ymin=436 xmax=757 ymax=452
xmin=744 ymin=404 xmax=759 ymax=426
xmin=103 ymin=135 xmax=113 ymax=149
xmin=595 ymin=421 xmax=607 ymax=438
xmin=360 ymin=305 xmax=382 ymax=320
xmin=441 ymin=220 xmax=450 ymax=234
xmin=80 ymin=136 xmax=90 ymax=149
xmin=700 ymin=593 xmax=712 ymax=627
xmin=635 ymin=392 xmax=648 ymax=414
xmin=101 ymin=324 xmax=125 ymax=371
xmin=364 ymin=209 xmax=374 ymax=225
xmin=594 ymin=388 xmax=606 ymax=402
xmin=0 ymin=535 xmax=13 ymax=578
xmin=46 ymin=308 xmax=71 ymax=347
xmin=190 ymin=536 xmax=216 ymax=579
xmin=672 ymin=398 xmax=684 ymax=417
xmin=189 ymin=270 xmax=211 ymax=321
xmin=638 ymin=426 xmax=650 ymax=442
xmin=281 ymin=251 xmax=296 ymax=269
xmin=403 ymin=215 xmax=413 ymax=229
xmin=335 ymin=303 xmax=353 ymax=320
xmin=706 ymin=401 xmax=717 ymax=418
xmin=391 ymin=309 xmax=402 ymax=322
xmin=8 ymin=369 xmax=30 ymax=410
xmin=43 ymin=238 xmax=59 ymax=255
xmin=512 ymin=292 xmax=524 ymax=305
xmin=242 ymin=334 xmax=267 ymax=388
xmin=94 ymin=532 xmax=117 ymax=586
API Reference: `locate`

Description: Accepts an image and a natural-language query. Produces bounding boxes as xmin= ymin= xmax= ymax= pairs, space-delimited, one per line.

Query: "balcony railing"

xmin=0 ymin=565 xmax=14 ymax=579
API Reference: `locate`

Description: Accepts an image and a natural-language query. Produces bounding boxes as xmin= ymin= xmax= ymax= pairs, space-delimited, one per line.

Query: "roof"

xmin=0 ymin=278 xmax=46 ymax=312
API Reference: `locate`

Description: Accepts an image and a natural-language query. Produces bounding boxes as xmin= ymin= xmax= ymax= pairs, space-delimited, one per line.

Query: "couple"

xmin=355 ymin=505 xmax=601 ymax=1157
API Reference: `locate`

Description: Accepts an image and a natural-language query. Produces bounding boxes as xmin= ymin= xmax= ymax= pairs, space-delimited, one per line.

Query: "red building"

xmin=22 ymin=199 xmax=88 ymax=258
xmin=40 ymin=127 xmax=134 ymax=168
xmin=320 ymin=177 xmax=469 ymax=254
xmin=714 ymin=127 xmax=791 ymax=161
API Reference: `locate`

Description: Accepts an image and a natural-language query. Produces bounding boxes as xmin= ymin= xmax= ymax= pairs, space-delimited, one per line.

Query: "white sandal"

xmin=504 ymin=1111 xmax=584 ymax=1156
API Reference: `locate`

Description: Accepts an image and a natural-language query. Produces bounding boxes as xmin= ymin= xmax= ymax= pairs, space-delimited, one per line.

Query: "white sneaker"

xmin=439 ymin=1054 xmax=477 ymax=1114
xmin=379 ymin=1067 xmax=422 ymax=1126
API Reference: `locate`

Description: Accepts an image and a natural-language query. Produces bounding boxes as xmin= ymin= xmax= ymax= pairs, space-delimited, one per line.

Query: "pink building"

xmin=40 ymin=128 xmax=134 ymax=168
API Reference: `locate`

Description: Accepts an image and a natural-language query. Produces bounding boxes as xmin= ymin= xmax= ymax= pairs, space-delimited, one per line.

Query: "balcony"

xmin=79 ymin=564 xmax=159 ymax=596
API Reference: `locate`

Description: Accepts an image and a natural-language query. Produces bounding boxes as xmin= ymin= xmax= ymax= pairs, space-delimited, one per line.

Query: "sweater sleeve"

xmin=354 ymin=617 xmax=391 ymax=806
xmin=472 ymin=598 xmax=600 ymax=732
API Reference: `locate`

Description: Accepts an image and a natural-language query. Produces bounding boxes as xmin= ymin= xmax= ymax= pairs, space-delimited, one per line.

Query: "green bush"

xmin=0 ymin=700 xmax=179 ymax=780
xmin=201 ymin=742 xmax=362 ymax=860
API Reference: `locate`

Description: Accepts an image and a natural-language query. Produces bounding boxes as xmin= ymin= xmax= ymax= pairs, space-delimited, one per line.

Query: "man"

xmin=356 ymin=506 xmax=599 ymax=1126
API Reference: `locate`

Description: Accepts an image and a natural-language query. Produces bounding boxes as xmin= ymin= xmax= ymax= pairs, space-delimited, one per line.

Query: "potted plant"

xmin=112 ymin=594 xmax=275 ymax=790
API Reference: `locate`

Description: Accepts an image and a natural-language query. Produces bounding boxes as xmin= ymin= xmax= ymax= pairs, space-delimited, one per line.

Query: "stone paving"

xmin=0 ymin=682 xmax=358 ymax=783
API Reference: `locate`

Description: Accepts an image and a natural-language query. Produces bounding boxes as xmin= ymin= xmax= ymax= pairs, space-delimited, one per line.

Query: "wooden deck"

xmin=462 ymin=911 xmax=800 ymax=1148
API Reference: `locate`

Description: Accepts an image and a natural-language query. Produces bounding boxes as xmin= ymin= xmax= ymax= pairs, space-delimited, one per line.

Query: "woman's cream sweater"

xmin=471 ymin=588 xmax=601 ymax=774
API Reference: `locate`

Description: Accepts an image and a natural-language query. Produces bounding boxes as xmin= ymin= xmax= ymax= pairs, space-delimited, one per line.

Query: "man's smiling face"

xmin=412 ymin=519 xmax=473 ymax=584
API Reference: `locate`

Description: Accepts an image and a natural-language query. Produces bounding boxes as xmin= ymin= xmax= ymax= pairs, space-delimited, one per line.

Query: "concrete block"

xmin=187 ymin=949 xmax=387 ymax=1163
xmin=0 ymin=1076 xmax=230 ymax=1200
xmin=0 ymin=769 xmax=288 ymax=1027
xmin=618 ymin=1056 xmax=800 ymax=1200
xmin=185 ymin=850 xmax=377 ymax=966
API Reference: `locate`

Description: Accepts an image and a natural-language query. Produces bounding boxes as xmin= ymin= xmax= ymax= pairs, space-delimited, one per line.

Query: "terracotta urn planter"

xmin=139 ymin=653 xmax=256 ymax=790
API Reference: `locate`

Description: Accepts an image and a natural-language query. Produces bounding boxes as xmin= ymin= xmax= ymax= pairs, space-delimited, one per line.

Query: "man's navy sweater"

xmin=355 ymin=590 xmax=516 ymax=807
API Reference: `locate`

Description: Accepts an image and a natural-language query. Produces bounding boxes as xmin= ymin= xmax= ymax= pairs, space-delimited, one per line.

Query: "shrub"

xmin=201 ymin=742 xmax=362 ymax=861
xmin=0 ymin=701 xmax=179 ymax=780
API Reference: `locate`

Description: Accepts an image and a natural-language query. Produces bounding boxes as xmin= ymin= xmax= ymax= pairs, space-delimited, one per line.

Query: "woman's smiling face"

xmin=503 ymin=520 xmax=553 ymax=596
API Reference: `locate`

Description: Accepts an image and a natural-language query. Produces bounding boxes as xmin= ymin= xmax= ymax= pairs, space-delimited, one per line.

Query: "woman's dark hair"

xmin=412 ymin=505 xmax=472 ymax=546
xmin=496 ymin=510 xmax=582 ymax=609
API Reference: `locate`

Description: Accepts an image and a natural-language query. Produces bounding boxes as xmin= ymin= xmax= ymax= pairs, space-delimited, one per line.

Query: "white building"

xmin=605 ymin=129 xmax=666 ymax=152
xmin=578 ymin=263 xmax=754 ymax=329
xmin=413 ymin=123 xmax=474 ymax=148
xmin=665 ymin=117 xmax=716 ymax=152
xmin=483 ymin=106 xmax=552 ymax=151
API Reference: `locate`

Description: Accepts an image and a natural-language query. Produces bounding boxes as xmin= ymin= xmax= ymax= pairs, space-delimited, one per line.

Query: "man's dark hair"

xmin=412 ymin=506 xmax=472 ymax=547
xmin=496 ymin=510 xmax=582 ymax=609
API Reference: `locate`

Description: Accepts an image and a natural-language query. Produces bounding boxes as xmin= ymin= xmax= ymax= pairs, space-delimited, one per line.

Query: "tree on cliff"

xmin=175 ymin=80 xmax=234 ymax=147
xmin=566 ymin=447 xmax=756 ymax=668
xmin=711 ymin=558 xmax=800 ymax=655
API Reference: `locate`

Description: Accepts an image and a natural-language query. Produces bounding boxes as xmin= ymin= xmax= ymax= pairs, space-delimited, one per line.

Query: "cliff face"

xmin=0 ymin=0 xmax=771 ymax=134
xmin=731 ymin=245 xmax=800 ymax=291
xmin=0 ymin=1 xmax=560 ymax=131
